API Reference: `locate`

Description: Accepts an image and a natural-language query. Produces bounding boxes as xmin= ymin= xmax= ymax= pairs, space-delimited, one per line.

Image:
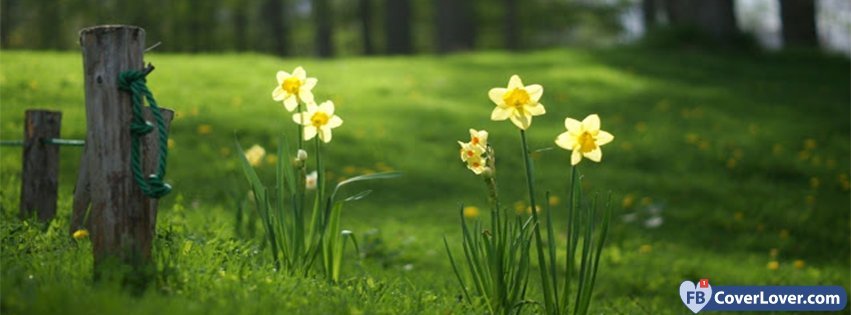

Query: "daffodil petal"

xmin=555 ymin=132 xmax=575 ymax=150
xmin=488 ymin=88 xmax=507 ymax=105
xmin=272 ymin=87 xmax=286 ymax=101
xmin=284 ymin=96 xmax=298 ymax=111
xmin=292 ymin=113 xmax=305 ymax=125
xmin=299 ymin=90 xmax=315 ymax=104
xmin=510 ymin=112 xmax=530 ymax=130
xmin=582 ymin=114 xmax=600 ymax=132
xmin=596 ymin=130 xmax=614 ymax=146
xmin=303 ymin=77 xmax=318 ymax=90
xmin=327 ymin=115 xmax=343 ymax=128
xmin=571 ymin=150 xmax=582 ymax=165
xmin=564 ymin=117 xmax=582 ymax=132
xmin=305 ymin=102 xmax=319 ymax=112
xmin=527 ymin=103 xmax=546 ymax=116
xmin=276 ymin=71 xmax=290 ymax=83
xmin=584 ymin=147 xmax=602 ymax=162
xmin=320 ymin=126 xmax=333 ymax=143
xmin=526 ymin=84 xmax=543 ymax=102
xmin=293 ymin=66 xmax=306 ymax=80
xmin=304 ymin=126 xmax=318 ymax=140
xmin=508 ymin=75 xmax=523 ymax=89
xmin=491 ymin=106 xmax=512 ymax=121
xmin=319 ymin=101 xmax=335 ymax=115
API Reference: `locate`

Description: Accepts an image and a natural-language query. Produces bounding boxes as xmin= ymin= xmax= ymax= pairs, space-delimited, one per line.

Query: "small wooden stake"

xmin=79 ymin=25 xmax=172 ymax=288
xmin=20 ymin=109 xmax=62 ymax=223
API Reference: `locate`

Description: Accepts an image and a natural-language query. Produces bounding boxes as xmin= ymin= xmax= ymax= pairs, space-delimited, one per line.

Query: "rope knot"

xmin=118 ymin=70 xmax=148 ymax=92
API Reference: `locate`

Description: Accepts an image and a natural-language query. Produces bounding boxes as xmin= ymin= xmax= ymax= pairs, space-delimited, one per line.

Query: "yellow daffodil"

xmin=245 ymin=144 xmax=266 ymax=167
xmin=292 ymin=101 xmax=343 ymax=143
xmin=458 ymin=141 xmax=485 ymax=162
xmin=465 ymin=155 xmax=487 ymax=175
xmin=468 ymin=129 xmax=488 ymax=149
xmin=488 ymin=75 xmax=545 ymax=130
xmin=72 ymin=229 xmax=89 ymax=240
xmin=555 ymin=114 xmax=614 ymax=165
xmin=273 ymin=66 xmax=318 ymax=111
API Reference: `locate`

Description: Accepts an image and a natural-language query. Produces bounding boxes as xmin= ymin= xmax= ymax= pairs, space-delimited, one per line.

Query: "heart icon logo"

xmin=680 ymin=280 xmax=712 ymax=314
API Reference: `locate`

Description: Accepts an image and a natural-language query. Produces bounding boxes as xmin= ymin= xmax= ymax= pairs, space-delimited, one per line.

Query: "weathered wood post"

xmin=20 ymin=109 xmax=61 ymax=223
xmin=71 ymin=108 xmax=172 ymax=236
xmin=78 ymin=25 xmax=172 ymax=288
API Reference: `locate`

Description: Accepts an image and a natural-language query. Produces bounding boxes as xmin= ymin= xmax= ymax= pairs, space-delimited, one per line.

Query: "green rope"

xmin=118 ymin=67 xmax=171 ymax=198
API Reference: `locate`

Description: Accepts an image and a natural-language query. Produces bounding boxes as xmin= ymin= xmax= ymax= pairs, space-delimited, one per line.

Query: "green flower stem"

xmin=519 ymin=129 xmax=556 ymax=313
xmin=561 ymin=165 xmax=578 ymax=312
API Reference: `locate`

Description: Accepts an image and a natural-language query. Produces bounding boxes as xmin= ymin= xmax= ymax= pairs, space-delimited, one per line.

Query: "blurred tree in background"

xmin=0 ymin=0 xmax=842 ymax=55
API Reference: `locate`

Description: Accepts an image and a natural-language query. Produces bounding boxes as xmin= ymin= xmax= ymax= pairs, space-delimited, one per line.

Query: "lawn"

xmin=1 ymin=47 xmax=849 ymax=314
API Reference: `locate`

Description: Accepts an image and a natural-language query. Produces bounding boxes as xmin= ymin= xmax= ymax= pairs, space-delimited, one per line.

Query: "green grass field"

xmin=1 ymin=48 xmax=849 ymax=314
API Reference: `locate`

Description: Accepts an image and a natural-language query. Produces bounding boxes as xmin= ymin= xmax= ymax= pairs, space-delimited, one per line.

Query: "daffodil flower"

xmin=488 ymin=75 xmax=545 ymax=130
xmin=292 ymin=101 xmax=343 ymax=143
xmin=245 ymin=144 xmax=266 ymax=167
xmin=458 ymin=141 xmax=485 ymax=162
xmin=469 ymin=129 xmax=488 ymax=149
xmin=554 ymin=114 xmax=614 ymax=165
xmin=465 ymin=155 xmax=487 ymax=175
xmin=273 ymin=66 xmax=318 ymax=111
xmin=305 ymin=170 xmax=318 ymax=190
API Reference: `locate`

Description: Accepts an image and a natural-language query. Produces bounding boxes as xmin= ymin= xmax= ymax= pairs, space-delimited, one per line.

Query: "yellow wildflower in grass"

xmin=197 ymin=124 xmax=213 ymax=135
xmin=555 ymin=114 xmax=614 ymax=165
xmin=167 ymin=138 xmax=175 ymax=149
xmin=273 ymin=66 xmax=318 ymax=111
xmin=463 ymin=206 xmax=480 ymax=219
xmin=265 ymin=154 xmax=277 ymax=165
xmin=639 ymin=244 xmax=652 ymax=254
xmin=793 ymin=259 xmax=805 ymax=269
xmin=622 ymin=193 xmax=635 ymax=209
xmin=458 ymin=141 xmax=485 ymax=162
xmin=292 ymin=101 xmax=343 ymax=143
xmin=513 ymin=201 xmax=526 ymax=214
xmin=548 ymin=195 xmax=560 ymax=206
xmin=468 ymin=129 xmax=488 ymax=149
xmin=72 ymin=229 xmax=89 ymax=240
xmin=488 ymin=75 xmax=545 ymax=130
xmin=767 ymin=261 xmax=780 ymax=271
xmin=244 ymin=144 xmax=266 ymax=167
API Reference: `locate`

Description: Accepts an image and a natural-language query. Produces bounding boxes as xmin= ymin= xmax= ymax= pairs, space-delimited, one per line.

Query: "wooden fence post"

xmin=20 ymin=109 xmax=61 ymax=223
xmin=78 ymin=25 xmax=172 ymax=288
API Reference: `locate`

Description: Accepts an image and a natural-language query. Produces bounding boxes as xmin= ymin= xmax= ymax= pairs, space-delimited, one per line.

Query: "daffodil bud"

xmin=293 ymin=149 xmax=308 ymax=168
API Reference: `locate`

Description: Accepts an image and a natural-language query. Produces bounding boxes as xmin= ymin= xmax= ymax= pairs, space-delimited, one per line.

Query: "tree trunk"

xmin=779 ymin=0 xmax=818 ymax=47
xmin=663 ymin=0 xmax=738 ymax=42
xmin=263 ymin=0 xmax=290 ymax=56
xmin=385 ymin=0 xmax=412 ymax=54
xmin=314 ymin=0 xmax=334 ymax=57
xmin=504 ymin=0 xmax=520 ymax=51
xmin=435 ymin=0 xmax=476 ymax=53
xmin=642 ymin=0 xmax=657 ymax=30
xmin=359 ymin=0 xmax=374 ymax=55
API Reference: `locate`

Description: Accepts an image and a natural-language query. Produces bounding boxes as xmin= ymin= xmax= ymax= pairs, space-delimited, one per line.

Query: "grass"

xmin=1 ymin=47 xmax=849 ymax=314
